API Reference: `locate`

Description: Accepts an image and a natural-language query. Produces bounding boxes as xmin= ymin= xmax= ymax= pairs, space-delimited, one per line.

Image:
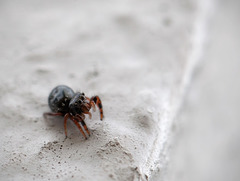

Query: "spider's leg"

xmin=70 ymin=116 xmax=87 ymax=139
xmin=83 ymin=111 xmax=92 ymax=119
xmin=63 ymin=113 xmax=69 ymax=138
xmin=90 ymin=96 xmax=104 ymax=120
xmin=76 ymin=115 xmax=90 ymax=136
xmin=43 ymin=112 xmax=63 ymax=119
xmin=81 ymin=103 xmax=93 ymax=119
xmin=86 ymin=97 xmax=96 ymax=111
xmin=91 ymin=101 xmax=96 ymax=111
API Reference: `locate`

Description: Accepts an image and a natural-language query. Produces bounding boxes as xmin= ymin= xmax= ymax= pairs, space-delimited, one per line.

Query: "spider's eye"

xmin=82 ymin=93 xmax=85 ymax=96
xmin=81 ymin=96 xmax=84 ymax=100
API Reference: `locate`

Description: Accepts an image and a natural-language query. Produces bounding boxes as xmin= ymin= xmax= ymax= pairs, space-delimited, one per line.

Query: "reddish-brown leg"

xmin=64 ymin=113 xmax=69 ymax=138
xmin=81 ymin=102 xmax=93 ymax=119
xmin=90 ymin=96 xmax=104 ymax=120
xmin=43 ymin=112 xmax=63 ymax=119
xmin=91 ymin=101 xmax=96 ymax=111
xmin=86 ymin=97 xmax=96 ymax=111
xmin=84 ymin=111 xmax=92 ymax=119
xmin=76 ymin=115 xmax=90 ymax=136
xmin=70 ymin=116 xmax=87 ymax=139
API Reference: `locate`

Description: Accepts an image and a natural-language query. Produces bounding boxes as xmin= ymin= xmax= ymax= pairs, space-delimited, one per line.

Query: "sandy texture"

xmin=0 ymin=0 xmax=209 ymax=180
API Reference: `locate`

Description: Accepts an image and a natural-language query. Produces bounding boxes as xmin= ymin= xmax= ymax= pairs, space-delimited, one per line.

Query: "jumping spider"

xmin=44 ymin=85 xmax=103 ymax=139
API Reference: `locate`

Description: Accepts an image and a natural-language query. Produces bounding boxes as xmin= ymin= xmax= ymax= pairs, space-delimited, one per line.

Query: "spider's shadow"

xmin=43 ymin=115 xmax=62 ymax=133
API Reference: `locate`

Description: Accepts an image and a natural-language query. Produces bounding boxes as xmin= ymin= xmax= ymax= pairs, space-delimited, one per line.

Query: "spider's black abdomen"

xmin=48 ymin=85 xmax=75 ymax=114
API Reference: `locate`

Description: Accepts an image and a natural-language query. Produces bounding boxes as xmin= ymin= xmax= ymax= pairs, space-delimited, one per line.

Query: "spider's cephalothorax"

xmin=44 ymin=85 xmax=104 ymax=139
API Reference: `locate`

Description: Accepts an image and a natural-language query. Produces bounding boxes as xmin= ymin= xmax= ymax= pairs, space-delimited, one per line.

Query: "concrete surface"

xmin=167 ymin=0 xmax=240 ymax=181
xmin=0 ymin=0 xmax=210 ymax=180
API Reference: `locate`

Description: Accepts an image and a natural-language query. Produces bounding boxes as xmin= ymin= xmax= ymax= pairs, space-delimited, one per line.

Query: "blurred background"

xmin=167 ymin=0 xmax=240 ymax=181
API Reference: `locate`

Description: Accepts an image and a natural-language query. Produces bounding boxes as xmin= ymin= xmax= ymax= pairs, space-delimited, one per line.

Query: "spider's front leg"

xmin=86 ymin=97 xmax=96 ymax=112
xmin=81 ymin=102 xmax=92 ymax=119
xmin=90 ymin=95 xmax=104 ymax=120
xmin=76 ymin=114 xmax=90 ymax=136
xmin=69 ymin=114 xmax=87 ymax=139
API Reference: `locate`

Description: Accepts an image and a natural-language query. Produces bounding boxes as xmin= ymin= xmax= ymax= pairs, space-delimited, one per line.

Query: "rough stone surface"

xmin=0 ymin=0 xmax=210 ymax=180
